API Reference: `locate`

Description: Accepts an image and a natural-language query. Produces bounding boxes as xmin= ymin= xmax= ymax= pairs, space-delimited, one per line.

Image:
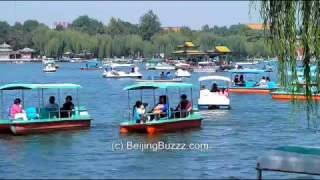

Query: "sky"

xmin=0 ymin=1 xmax=261 ymax=30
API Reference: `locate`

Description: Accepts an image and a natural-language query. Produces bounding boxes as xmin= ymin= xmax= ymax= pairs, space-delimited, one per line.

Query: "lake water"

xmin=0 ymin=63 xmax=318 ymax=179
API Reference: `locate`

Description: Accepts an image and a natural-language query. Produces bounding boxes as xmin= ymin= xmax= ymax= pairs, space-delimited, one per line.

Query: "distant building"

xmin=52 ymin=21 xmax=71 ymax=29
xmin=0 ymin=42 xmax=13 ymax=60
xmin=0 ymin=42 xmax=36 ymax=62
xmin=246 ymin=23 xmax=268 ymax=30
xmin=162 ymin=26 xmax=181 ymax=33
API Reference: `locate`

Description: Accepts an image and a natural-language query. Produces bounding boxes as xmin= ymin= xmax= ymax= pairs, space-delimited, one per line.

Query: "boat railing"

xmin=129 ymin=110 xmax=192 ymax=123
xmin=37 ymin=109 xmax=86 ymax=120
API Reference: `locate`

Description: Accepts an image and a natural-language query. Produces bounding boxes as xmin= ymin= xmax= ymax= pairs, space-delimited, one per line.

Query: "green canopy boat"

xmin=0 ymin=83 xmax=92 ymax=135
xmin=120 ymin=82 xmax=203 ymax=134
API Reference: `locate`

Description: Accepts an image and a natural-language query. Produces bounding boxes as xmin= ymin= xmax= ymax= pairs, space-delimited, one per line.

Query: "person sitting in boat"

xmin=266 ymin=77 xmax=271 ymax=82
xmin=133 ymin=101 xmax=147 ymax=123
xmin=10 ymin=98 xmax=27 ymax=120
xmin=219 ymin=88 xmax=229 ymax=97
xmin=238 ymin=75 xmax=245 ymax=86
xmin=166 ymin=72 xmax=171 ymax=80
xmin=45 ymin=96 xmax=59 ymax=117
xmin=210 ymin=83 xmax=219 ymax=93
xmin=234 ymin=75 xmax=239 ymax=85
xmin=160 ymin=72 xmax=165 ymax=80
xmin=60 ymin=95 xmax=74 ymax=118
xmin=175 ymin=94 xmax=192 ymax=118
xmin=131 ymin=67 xmax=135 ymax=73
xmin=257 ymin=76 xmax=268 ymax=87
xmin=151 ymin=95 xmax=169 ymax=120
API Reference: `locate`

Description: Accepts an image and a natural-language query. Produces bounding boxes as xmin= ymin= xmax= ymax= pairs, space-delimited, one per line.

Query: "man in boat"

xmin=45 ymin=96 xmax=59 ymax=118
xmin=60 ymin=96 xmax=74 ymax=118
xmin=175 ymin=94 xmax=192 ymax=118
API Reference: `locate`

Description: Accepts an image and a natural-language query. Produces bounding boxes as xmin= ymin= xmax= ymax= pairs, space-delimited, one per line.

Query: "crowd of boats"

xmin=3 ymin=57 xmax=320 ymax=178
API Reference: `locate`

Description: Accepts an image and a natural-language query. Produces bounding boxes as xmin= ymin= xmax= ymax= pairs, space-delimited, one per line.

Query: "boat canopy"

xmin=123 ymin=83 xmax=193 ymax=90
xmin=198 ymin=76 xmax=231 ymax=82
xmin=0 ymin=83 xmax=82 ymax=90
xmin=229 ymin=69 xmax=266 ymax=74
xmin=257 ymin=146 xmax=320 ymax=176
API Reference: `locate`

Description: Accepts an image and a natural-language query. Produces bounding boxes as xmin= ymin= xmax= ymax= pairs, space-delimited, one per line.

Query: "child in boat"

xmin=60 ymin=96 xmax=74 ymax=118
xmin=10 ymin=98 xmax=27 ymax=120
xmin=175 ymin=94 xmax=192 ymax=118
xmin=133 ymin=101 xmax=147 ymax=123
xmin=259 ymin=76 xmax=268 ymax=87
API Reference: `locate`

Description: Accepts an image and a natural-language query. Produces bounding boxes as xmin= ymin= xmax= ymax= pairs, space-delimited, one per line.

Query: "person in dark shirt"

xmin=175 ymin=94 xmax=192 ymax=118
xmin=60 ymin=96 xmax=74 ymax=118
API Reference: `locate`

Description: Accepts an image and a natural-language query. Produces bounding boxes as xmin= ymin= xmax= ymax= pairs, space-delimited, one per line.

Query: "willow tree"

xmin=256 ymin=1 xmax=320 ymax=126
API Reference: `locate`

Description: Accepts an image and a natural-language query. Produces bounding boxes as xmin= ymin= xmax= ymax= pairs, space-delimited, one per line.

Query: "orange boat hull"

xmin=229 ymin=88 xmax=272 ymax=94
xmin=10 ymin=120 xmax=91 ymax=135
xmin=272 ymin=94 xmax=320 ymax=101
xmin=120 ymin=120 xmax=202 ymax=134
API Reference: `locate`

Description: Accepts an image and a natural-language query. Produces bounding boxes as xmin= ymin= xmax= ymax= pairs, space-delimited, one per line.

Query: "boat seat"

xmin=26 ymin=107 xmax=39 ymax=120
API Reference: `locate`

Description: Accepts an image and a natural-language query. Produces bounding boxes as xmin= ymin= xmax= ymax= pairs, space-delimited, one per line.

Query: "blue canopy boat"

xmin=228 ymin=69 xmax=277 ymax=94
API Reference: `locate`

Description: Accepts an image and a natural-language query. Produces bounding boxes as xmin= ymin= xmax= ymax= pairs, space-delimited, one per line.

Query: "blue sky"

xmin=0 ymin=1 xmax=261 ymax=30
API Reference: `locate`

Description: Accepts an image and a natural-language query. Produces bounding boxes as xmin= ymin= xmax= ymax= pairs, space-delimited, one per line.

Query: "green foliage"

xmin=0 ymin=11 xmax=273 ymax=59
xmin=139 ymin=10 xmax=161 ymax=40
xmin=71 ymin=15 xmax=104 ymax=35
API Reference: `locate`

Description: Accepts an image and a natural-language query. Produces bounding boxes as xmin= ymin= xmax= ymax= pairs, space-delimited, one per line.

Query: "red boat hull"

xmin=146 ymin=120 xmax=202 ymax=134
xmin=229 ymin=88 xmax=271 ymax=94
xmin=10 ymin=120 xmax=91 ymax=135
xmin=0 ymin=124 xmax=11 ymax=133
xmin=120 ymin=119 xmax=202 ymax=134
xmin=272 ymin=94 xmax=320 ymax=101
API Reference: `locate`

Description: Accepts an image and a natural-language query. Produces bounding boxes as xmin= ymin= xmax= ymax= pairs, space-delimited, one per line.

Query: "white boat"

xmin=103 ymin=63 xmax=142 ymax=78
xmin=198 ymin=76 xmax=231 ymax=109
xmin=43 ymin=61 xmax=57 ymax=72
xmin=175 ymin=69 xmax=191 ymax=78
xmin=193 ymin=61 xmax=219 ymax=73
xmin=154 ymin=62 xmax=175 ymax=70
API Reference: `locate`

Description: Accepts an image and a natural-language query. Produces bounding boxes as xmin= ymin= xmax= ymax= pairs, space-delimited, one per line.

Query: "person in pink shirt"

xmin=10 ymin=98 xmax=27 ymax=120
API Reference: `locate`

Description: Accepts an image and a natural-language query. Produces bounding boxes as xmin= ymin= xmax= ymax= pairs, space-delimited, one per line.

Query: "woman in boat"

xmin=10 ymin=98 xmax=27 ymax=120
xmin=151 ymin=95 xmax=169 ymax=120
xmin=266 ymin=77 xmax=271 ymax=82
xmin=219 ymin=88 xmax=229 ymax=97
xmin=210 ymin=83 xmax=219 ymax=93
xmin=60 ymin=96 xmax=74 ymax=118
xmin=234 ymin=75 xmax=239 ymax=85
xmin=160 ymin=72 xmax=165 ymax=79
xmin=238 ymin=74 xmax=245 ymax=86
xmin=175 ymin=94 xmax=192 ymax=118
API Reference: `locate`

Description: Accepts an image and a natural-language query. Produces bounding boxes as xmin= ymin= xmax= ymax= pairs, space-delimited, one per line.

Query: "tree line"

xmin=0 ymin=10 xmax=272 ymax=59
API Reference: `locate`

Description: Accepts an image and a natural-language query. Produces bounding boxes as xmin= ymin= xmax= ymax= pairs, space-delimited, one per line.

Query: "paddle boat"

xmin=198 ymin=76 xmax=231 ymax=109
xmin=175 ymin=69 xmax=191 ymax=78
xmin=257 ymin=146 xmax=320 ymax=179
xmin=271 ymin=65 xmax=319 ymax=101
xmin=192 ymin=61 xmax=219 ymax=73
xmin=145 ymin=58 xmax=162 ymax=70
xmin=43 ymin=60 xmax=57 ymax=72
xmin=228 ymin=69 xmax=277 ymax=94
xmin=0 ymin=83 xmax=92 ymax=135
xmin=136 ymin=72 xmax=182 ymax=83
xmin=154 ymin=62 xmax=175 ymax=70
xmin=120 ymin=82 xmax=203 ymax=134
xmin=80 ymin=59 xmax=102 ymax=70
xmin=103 ymin=63 xmax=142 ymax=78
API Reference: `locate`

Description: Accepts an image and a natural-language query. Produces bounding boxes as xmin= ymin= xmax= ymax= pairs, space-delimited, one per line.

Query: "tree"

xmin=23 ymin=20 xmax=40 ymax=32
xmin=71 ymin=15 xmax=104 ymax=35
xmin=139 ymin=10 xmax=161 ymax=40
xmin=257 ymin=1 xmax=320 ymax=125
xmin=106 ymin=17 xmax=139 ymax=37
xmin=0 ymin=21 xmax=11 ymax=43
